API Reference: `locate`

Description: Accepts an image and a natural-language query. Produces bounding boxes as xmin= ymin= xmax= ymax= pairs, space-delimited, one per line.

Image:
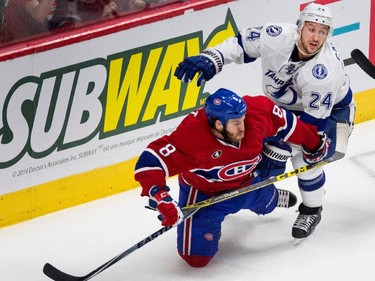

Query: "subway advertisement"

xmin=0 ymin=0 xmax=374 ymax=227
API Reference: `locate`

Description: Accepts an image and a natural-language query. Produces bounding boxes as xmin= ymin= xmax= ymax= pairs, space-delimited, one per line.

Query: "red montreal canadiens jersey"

xmin=135 ymin=95 xmax=320 ymax=197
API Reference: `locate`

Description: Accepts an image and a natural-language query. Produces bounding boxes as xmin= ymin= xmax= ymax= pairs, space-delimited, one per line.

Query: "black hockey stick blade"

xmin=42 ymin=223 xmax=178 ymax=281
xmin=351 ymin=49 xmax=375 ymax=79
xmin=43 ymin=263 xmax=87 ymax=281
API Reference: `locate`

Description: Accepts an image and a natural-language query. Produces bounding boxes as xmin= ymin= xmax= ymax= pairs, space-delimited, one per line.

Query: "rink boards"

xmin=0 ymin=0 xmax=374 ymax=227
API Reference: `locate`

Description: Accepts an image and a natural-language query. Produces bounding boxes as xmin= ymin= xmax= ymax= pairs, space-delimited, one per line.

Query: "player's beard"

xmin=222 ymin=128 xmax=244 ymax=145
xmin=297 ymin=34 xmax=323 ymax=57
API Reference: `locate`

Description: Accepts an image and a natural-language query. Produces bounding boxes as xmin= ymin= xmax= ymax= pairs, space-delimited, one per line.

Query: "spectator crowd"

xmin=0 ymin=0 xmax=179 ymax=46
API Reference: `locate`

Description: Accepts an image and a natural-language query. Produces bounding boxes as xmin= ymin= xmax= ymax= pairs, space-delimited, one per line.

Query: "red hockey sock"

xmin=179 ymin=253 xmax=213 ymax=267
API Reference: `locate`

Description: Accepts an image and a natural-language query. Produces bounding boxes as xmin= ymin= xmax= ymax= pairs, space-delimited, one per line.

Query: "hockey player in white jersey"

xmin=174 ymin=3 xmax=356 ymax=240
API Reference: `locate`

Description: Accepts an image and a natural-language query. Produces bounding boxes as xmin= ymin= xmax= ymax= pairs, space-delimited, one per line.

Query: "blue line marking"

xmin=333 ymin=22 xmax=360 ymax=36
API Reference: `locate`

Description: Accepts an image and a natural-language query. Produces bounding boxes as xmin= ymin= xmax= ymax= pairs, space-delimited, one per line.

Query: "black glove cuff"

xmin=262 ymin=144 xmax=291 ymax=162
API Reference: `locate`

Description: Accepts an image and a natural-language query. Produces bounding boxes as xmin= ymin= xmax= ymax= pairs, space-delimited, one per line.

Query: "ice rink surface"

xmin=1 ymin=119 xmax=375 ymax=281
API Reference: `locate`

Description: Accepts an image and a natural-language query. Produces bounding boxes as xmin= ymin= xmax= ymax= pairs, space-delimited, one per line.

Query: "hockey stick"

xmin=351 ymin=49 xmax=375 ymax=79
xmin=43 ymin=124 xmax=348 ymax=281
xmin=43 ymin=154 xmax=343 ymax=281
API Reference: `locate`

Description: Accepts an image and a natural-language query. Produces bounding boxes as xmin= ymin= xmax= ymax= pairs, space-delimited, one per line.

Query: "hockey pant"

xmin=177 ymin=177 xmax=278 ymax=267
xmin=290 ymin=105 xmax=355 ymax=207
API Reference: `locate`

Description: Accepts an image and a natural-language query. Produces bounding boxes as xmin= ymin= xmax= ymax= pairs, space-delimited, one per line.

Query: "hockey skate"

xmin=292 ymin=203 xmax=322 ymax=245
xmin=276 ymin=189 xmax=297 ymax=208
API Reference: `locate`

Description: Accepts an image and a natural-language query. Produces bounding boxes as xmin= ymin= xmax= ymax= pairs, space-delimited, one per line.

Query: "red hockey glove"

xmin=302 ymin=133 xmax=331 ymax=164
xmin=148 ymin=186 xmax=183 ymax=227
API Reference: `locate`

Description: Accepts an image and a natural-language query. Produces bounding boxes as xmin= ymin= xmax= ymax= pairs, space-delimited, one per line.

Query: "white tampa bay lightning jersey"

xmin=213 ymin=22 xmax=354 ymax=127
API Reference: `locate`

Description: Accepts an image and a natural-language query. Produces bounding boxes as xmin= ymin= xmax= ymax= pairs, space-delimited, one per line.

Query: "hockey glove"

xmin=302 ymin=133 xmax=331 ymax=164
xmin=148 ymin=185 xmax=183 ymax=227
xmin=254 ymin=142 xmax=292 ymax=181
xmin=174 ymin=48 xmax=223 ymax=86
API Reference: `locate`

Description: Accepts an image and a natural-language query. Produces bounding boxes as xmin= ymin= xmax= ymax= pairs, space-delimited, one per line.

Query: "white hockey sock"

xmin=299 ymin=187 xmax=325 ymax=207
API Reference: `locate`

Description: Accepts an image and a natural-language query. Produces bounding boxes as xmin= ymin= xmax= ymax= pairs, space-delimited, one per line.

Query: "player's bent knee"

xmin=179 ymin=253 xmax=213 ymax=267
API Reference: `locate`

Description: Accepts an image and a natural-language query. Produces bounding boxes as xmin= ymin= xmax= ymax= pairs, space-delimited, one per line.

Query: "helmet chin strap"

xmin=212 ymin=125 xmax=233 ymax=144
xmin=213 ymin=126 xmax=240 ymax=146
xmin=211 ymin=119 xmax=240 ymax=145
xmin=295 ymin=30 xmax=324 ymax=58
xmin=213 ymin=126 xmax=229 ymax=141
xmin=295 ymin=42 xmax=321 ymax=58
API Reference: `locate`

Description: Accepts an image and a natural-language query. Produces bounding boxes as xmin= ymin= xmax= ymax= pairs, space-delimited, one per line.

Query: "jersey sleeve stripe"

xmin=277 ymin=109 xmax=297 ymax=141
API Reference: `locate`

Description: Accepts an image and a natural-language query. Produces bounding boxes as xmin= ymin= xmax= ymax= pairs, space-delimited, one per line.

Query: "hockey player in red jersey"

xmin=134 ymin=88 xmax=330 ymax=267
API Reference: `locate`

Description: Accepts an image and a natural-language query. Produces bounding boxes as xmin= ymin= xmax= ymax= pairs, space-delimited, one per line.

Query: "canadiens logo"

xmin=204 ymin=233 xmax=214 ymax=241
xmin=213 ymin=98 xmax=222 ymax=105
xmin=217 ymin=158 xmax=260 ymax=180
xmin=212 ymin=150 xmax=222 ymax=159
xmin=192 ymin=156 xmax=261 ymax=182
xmin=312 ymin=64 xmax=328 ymax=79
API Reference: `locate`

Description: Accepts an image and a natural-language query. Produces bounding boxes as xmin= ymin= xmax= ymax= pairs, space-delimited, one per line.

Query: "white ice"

xmin=1 ymin=119 xmax=375 ymax=281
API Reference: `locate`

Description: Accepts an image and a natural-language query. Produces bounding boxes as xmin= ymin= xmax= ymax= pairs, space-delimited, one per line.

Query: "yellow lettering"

xmin=104 ymin=57 xmax=126 ymax=133
xmin=206 ymin=20 xmax=236 ymax=47
xmin=104 ymin=49 xmax=161 ymax=132
xmin=182 ymin=37 xmax=201 ymax=110
xmin=125 ymin=48 xmax=162 ymax=126
xmin=103 ymin=9 xmax=239 ymax=133
xmin=142 ymin=43 xmax=184 ymax=121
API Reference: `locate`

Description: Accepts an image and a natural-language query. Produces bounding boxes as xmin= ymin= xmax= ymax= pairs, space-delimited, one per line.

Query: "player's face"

xmin=223 ymin=116 xmax=246 ymax=143
xmin=298 ymin=22 xmax=329 ymax=56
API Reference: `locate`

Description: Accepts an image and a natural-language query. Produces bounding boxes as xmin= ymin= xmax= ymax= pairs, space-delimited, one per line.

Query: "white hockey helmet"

xmin=299 ymin=3 xmax=333 ymax=35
